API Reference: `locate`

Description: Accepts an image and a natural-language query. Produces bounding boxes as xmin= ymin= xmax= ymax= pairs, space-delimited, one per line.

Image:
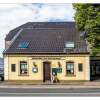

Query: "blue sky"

xmin=0 ymin=3 xmax=75 ymax=57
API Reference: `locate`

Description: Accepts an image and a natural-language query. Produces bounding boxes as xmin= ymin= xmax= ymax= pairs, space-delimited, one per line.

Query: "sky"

xmin=0 ymin=3 xmax=75 ymax=57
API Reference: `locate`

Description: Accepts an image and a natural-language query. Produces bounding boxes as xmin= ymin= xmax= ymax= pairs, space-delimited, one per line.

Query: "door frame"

xmin=43 ymin=61 xmax=51 ymax=82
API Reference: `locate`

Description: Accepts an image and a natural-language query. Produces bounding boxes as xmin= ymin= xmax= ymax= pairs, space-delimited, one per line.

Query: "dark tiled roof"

xmin=5 ymin=22 xmax=75 ymax=41
xmin=4 ymin=22 xmax=89 ymax=54
xmin=5 ymin=22 xmax=31 ymax=41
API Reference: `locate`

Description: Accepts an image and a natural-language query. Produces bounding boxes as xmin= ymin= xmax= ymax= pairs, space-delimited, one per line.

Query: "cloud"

xmin=0 ymin=3 xmax=75 ymax=57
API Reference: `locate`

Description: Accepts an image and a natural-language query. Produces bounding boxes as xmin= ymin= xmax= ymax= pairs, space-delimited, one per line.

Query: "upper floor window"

xmin=65 ymin=42 xmax=75 ymax=49
xmin=20 ymin=61 xmax=28 ymax=75
xmin=18 ymin=42 xmax=29 ymax=49
xmin=66 ymin=62 xmax=74 ymax=75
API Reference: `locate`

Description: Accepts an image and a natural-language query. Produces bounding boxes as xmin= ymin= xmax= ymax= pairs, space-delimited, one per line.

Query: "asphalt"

xmin=0 ymin=88 xmax=100 ymax=96
xmin=1 ymin=81 xmax=100 ymax=96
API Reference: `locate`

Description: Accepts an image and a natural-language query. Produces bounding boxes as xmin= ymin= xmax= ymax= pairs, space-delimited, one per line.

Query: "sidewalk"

xmin=0 ymin=81 xmax=100 ymax=89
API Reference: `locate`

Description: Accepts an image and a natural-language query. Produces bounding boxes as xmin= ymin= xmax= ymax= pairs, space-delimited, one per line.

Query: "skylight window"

xmin=65 ymin=42 xmax=75 ymax=49
xmin=18 ymin=42 xmax=29 ymax=48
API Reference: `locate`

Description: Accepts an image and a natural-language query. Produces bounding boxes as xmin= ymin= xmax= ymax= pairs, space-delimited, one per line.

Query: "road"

xmin=0 ymin=88 xmax=100 ymax=96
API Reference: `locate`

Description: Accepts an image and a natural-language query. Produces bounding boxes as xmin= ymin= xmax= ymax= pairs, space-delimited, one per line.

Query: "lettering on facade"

xmin=32 ymin=57 xmax=62 ymax=60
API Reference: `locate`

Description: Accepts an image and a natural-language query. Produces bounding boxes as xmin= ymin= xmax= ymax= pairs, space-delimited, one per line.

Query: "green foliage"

xmin=73 ymin=4 xmax=100 ymax=55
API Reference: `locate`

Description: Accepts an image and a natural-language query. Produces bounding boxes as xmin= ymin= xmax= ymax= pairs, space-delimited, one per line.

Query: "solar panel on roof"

xmin=18 ymin=42 xmax=29 ymax=48
xmin=65 ymin=42 xmax=75 ymax=49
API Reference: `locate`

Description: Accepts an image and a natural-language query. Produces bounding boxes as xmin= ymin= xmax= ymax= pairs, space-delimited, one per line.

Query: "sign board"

xmin=52 ymin=68 xmax=62 ymax=75
xmin=58 ymin=68 xmax=62 ymax=73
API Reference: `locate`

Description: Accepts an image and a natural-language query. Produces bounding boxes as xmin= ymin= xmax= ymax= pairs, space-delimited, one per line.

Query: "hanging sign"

xmin=32 ymin=67 xmax=38 ymax=73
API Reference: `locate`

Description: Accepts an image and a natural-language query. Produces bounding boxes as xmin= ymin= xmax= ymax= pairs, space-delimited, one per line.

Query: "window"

xmin=66 ymin=62 xmax=74 ymax=75
xmin=18 ymin=42 xmax=29 ymax=49
xmin=78 ymin=63 xmax=83 ymax=72
xmin=65 ymin=42 xmax=75 ymax=49
xmin=11 ymin=64 xmax=16 ymax=72
xmin=20 ymin=61 xmax=28 ymax=75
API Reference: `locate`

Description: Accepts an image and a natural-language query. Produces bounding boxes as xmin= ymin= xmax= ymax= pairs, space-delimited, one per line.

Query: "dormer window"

xmin=18 ymin=42 xmax=29 ymax=49
xmin=65 ymin=42 xmax=75 ymax=49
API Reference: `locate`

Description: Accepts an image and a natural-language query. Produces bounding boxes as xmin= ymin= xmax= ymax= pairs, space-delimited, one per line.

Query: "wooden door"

xmin=43 ymin=62 xmax=51 ymax=82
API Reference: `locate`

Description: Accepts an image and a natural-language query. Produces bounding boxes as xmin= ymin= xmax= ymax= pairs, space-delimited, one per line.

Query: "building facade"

xmin=4 ymin=22 xmax=90 ymax=82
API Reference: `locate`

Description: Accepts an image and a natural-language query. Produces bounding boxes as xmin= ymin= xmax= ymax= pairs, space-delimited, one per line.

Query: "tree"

xmin=73 ymin=4 xmax=100 ymax=55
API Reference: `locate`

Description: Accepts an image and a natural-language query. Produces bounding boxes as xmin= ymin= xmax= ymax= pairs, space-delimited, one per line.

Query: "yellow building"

xmin=3 ymin=22 xmax=90 ymax=82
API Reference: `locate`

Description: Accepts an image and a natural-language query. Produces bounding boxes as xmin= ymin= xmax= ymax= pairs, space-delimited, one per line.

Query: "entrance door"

xmin=43 ymin=62 xmax=51 ymax=82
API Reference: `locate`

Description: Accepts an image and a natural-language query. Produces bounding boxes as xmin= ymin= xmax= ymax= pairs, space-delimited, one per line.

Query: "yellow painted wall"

xmin=4 ymin=54 xmax=90 ymax=81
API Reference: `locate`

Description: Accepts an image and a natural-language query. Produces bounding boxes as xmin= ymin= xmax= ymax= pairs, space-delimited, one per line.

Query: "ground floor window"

xmin=11 ymin=64 xmax=16 ymax=72
xmin=78 ymin=63 xmax=83 ymax=72
xmin=66 ymin=62 xmax=74 ymax=75
xmin=20 ymin=61 xmax=28 ymax=75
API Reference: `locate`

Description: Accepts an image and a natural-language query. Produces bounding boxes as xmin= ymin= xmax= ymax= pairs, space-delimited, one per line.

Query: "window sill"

xmin=65 ymin=74 xmax=76 ymax=77
xmin=18 ymin=74 xmax=29 ymax=76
